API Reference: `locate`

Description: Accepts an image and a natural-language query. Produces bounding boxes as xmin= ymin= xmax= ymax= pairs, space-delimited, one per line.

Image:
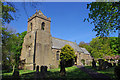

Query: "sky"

xmin=7 ymin=2 xmax=118 ymax=44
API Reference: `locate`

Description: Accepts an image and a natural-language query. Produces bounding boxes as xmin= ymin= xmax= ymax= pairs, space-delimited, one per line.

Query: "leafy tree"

xmin=90 ymin=37 xmax=112 ymax=58
xmin=2 ymin=27 xmax=27 ymax=71
xmin=79 ymin=41 xmax=92 ymax=53
xmin=109 ymin=37 xmax=119 ymax=55
xmin=2 ymin=27 xmax=17 ymax=70
xmin=60 ymin=44 xmax=76 ymax=67
xmin=1 ymin=2 xmax=16 ymax=24
xmin=85 ymin=2 xmax=120 ymax=37
xmin=12 ymin=31 xmax=27 ymax=70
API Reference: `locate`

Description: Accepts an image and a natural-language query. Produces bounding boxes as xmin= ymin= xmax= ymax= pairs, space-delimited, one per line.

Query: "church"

xmin=20 ymin=10 xmax=92 ymax=70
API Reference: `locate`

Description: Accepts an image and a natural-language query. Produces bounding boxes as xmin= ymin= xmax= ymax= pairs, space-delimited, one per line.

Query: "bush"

xmin=60 ymin=45 xmax=76 ymax=67
xmin=114 ymin=66 xmax=120 ymax=79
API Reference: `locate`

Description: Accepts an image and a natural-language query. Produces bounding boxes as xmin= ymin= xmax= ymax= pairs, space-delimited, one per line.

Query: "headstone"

xmin=60 ymin=58 xmax=66 ymax=76
xmin=36 ymin=65 xmax=39 ymax=73
xmin=44 ymin=66 xmax=48 ymax=72
xmin=40 ymin=66 xmax=48 ymax=73
xmin=92 ymin=59 xmax=96 ymax=68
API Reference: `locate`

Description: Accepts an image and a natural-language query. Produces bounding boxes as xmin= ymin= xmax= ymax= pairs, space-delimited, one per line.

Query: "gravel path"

xmin=76 ymin=65 xmax=113 ymax=80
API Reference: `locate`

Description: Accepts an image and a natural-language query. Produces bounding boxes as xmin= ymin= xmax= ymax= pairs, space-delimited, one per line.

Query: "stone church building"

xmin=20 ymin=10 xmax=92 ymax=70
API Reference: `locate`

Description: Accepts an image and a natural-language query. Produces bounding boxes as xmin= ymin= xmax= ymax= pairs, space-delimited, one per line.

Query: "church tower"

xmin=20 ymin=10 xmax=52 ymax=70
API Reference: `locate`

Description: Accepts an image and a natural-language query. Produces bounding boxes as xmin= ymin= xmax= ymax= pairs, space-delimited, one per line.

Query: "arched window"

xmin=41 ymin=22 xmax=45 ymax=30
xmin=30 ymin=23 xmax=32 ymax=31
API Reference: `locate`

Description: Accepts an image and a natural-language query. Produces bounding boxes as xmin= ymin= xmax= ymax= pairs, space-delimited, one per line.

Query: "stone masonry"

xmin=20 ymin=10 xmax=92 ymax=70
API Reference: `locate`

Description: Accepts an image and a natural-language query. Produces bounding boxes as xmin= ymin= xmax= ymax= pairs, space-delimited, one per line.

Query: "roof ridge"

xmin=52 ymin=37 xmax=76 ymax=44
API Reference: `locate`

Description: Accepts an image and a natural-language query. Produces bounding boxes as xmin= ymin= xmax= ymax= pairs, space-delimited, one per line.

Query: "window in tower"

xmin=41 ymin=22 xmax=45 ymax=30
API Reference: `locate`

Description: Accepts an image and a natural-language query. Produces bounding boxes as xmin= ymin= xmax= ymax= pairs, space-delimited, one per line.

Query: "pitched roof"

xmin=51 ymin=37 xmax=83 ymax=53
xmin=80 ymin=48 xmax=90 ymax=54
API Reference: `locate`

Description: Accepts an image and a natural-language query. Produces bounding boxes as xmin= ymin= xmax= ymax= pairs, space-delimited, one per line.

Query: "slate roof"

xmin=52 ymin=37 xmax=83 ymax=53
xmin=80 ymin=48 xmax=90 ymax=54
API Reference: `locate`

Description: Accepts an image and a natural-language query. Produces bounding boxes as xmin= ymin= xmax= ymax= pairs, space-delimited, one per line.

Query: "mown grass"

xmin=2 ymin=66 xmax=92 ymax=80
xmin=85 ymin=66 xmax=115 ymax=79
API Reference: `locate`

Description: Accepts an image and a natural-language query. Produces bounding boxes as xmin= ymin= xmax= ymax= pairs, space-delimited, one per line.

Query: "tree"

xmin=90 ymin=37 xmax=112 ymax=58
xmin=85 ymin=2 xmax=120 ymax=37
xmin=1 ymin=1 xmax=42 ymax=24
xmin=2 ymin=27 xmax=17 ymax=70
xmin=60 ymin=44 xmax=76 ymax=67
xmin=79 ymin=41 xmax=92 ymax=53
xmin=1 ymin=2 xmax=16 ymax=24
xmin=2 ymin=27 xmax=27 ymax=71
xmin=109 ymin=37 xmax=119 ymax=55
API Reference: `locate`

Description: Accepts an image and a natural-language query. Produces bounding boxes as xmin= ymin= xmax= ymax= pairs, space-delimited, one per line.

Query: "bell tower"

xmin=20 ymin=10 xmax=52 ymax=70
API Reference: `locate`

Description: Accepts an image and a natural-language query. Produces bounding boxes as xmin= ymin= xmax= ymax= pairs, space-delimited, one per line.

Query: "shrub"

xmin=60 ymin=45 xmax=76 ymax=67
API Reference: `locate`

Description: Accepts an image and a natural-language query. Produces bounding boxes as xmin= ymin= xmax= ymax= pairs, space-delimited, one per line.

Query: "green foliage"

xmin=2 ymin=2 xmax=16 ymax=24
xmin=79 ymin=41 xmax=92 ymax=53
xmin=60 ymin=44 xmax=76 ymax=62
xmin=90 ymin=37 xmax=113 ymax=58
xmin=2 ymin=27 xmax=17 ymax=70
xmin=2 ymin=27 xmax=27 ymax=70
xmin=109 ymin=37 xmax=119 ymax=55
xmin=85 ymin=2 xmax=120 ymax=37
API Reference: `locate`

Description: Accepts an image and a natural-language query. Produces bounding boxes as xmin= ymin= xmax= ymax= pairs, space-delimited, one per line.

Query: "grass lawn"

xmin=47 ymin=66 xmax=92 ymax=79
xmin=2 ymin=66 xmax=92 ymax=80
xmin=85 ymin=66 xmax=115 ymax=79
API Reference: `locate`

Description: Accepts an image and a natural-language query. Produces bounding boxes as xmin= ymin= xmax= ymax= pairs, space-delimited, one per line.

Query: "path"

xmin=76 ymin=65 xmax=113 ymax=80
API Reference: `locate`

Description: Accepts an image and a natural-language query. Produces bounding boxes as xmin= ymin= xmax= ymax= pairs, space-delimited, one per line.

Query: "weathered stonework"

xmin=20 ymin=10 xmax=92 ymax=70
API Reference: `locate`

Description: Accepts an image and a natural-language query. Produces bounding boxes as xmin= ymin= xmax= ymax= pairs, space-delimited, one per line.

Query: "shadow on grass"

xmin=85 ymin=66 xmax=116 ymax=79
xmin=2 ymin=67 xmax=93 ymax=80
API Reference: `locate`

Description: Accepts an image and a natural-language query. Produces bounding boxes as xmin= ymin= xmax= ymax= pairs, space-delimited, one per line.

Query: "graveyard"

xmin=1 ymin=1 xmax=120 ymax=80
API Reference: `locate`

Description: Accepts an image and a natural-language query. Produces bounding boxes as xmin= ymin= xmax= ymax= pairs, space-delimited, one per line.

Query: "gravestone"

xmin=40 ymin=66 xmax=48 ymax=73
xmin=36 ymin=65 xmax=39 ymax=73
xmin=35 ymin=65 xmax=40 ymax=79
xmin=92 ymin=59 xmax=96 ymax=68
xmin=60 ymin=58 xmax=66 ymax=76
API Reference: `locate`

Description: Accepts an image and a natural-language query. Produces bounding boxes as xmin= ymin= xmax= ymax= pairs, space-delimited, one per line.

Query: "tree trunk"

xmin=12 ymin=64 xmax=15 ymax=73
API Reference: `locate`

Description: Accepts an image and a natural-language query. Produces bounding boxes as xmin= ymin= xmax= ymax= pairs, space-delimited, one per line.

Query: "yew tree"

xmin=60 ymin=44 xmax=76 ymax=67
